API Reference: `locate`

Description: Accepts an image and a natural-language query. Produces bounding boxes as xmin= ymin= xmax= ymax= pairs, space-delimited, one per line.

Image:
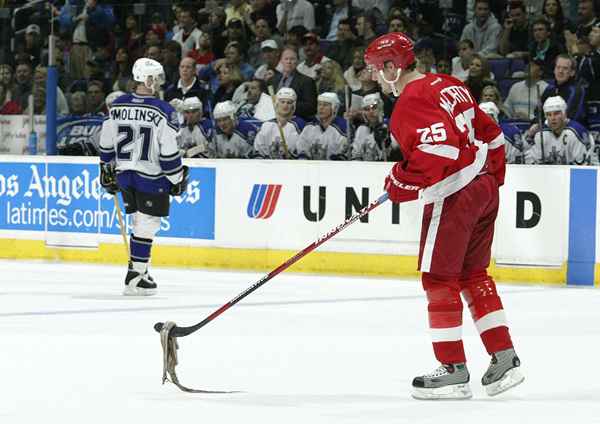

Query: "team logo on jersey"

xmin=247 ymin=184 xmax=282 ymax=219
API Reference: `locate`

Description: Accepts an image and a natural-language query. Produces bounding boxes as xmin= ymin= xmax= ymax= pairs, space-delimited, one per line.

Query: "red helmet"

xmin=364 ymin=32 xmax=415 ymax=72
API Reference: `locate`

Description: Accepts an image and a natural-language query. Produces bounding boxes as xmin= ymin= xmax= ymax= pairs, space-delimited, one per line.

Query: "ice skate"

xmin=482 ymin=348 xmax=524 ymax=396
xmin=123 ymin=268 xmax=157 ymax=296
xmin=411 ymin=363 xmax=472 ymax=400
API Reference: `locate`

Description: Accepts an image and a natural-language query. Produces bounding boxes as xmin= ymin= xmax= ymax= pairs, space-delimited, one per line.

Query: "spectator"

xmin=541 ymin=0 xmax=576 ymax=47
xmin=436 ymin=57 xmax=452 ymax=75
xmin=145 ymin=27 xmax=164 ymax=48
xmin=355 ymin=12 xmax=378 ymax=47
xmin=276 ymin=0 xmax=315 ymax=34
xmin=284 ymin=25 xmax=309 ymax=62
xmin=387 ymin=15 xmax=412 ymax=37
xmin=297 ymin=92 xmax=348 ymax=160
xmin=452 ymin=39 xmax=475 ymax=81
xmin=499 ymin=1 xmax=531 ymax=58
xmin=15 ymin=24 xmax=43 ymax=68
xmin=464 ymin=53 xmax=495 ymax=101
xmin=123 ymin=15 xmax=144 ymax=62
xmin=575 ymin=0 xmax=598 ymax=38
xmin=178 ymin=96 xmax=214 ymax=158
xmin=188 ymin=32 xmax=215 ymax=72
xmin=225 ymin=18 xmax=250 ymax=52
xmin=161 ymin=41 xmax=182 ymax=87
xmin=328 ymin=18 xmax=359 ymax=70
xmin=225 ymin=0 xmax=252 ymax=26
xmin=254 ymin=39 xmax=282 ymax=81
xmin=206 ymin=7 xmax=228 ymax=58
xmin=212 ymin=63 xmax=243 ymax=104
xmin=57 ymin=0 xmax=115 ymax=80
xmin=316 ymin=60 xmax=346 ymax=114
xmin=111 ymin=47 xmax=132 ymax=92
xmin=0 ymin=82 xmax=21 ymax=115
xmin=0 ymin=63 xmax=15 ymax=102
xmin=212 ymin=100 xmax=256 ymax=158
xmin=69 ymin=91 xmax=88 ymax=116
xmin=254 ymin=87 xmax=305 ymax=158
xmin=415 ymin=39 xmax=437 ymax=73
xmin=540 ymin=54 xmax=587 ymax=123
xmin=525 ymin=96 xmax=593 ymax=164
xmin=165 ymin=57 xmax=210 ymax=113
xmin=248 ymin=0 xmax=277 ymax=32
xmin=322 ymin=0 xmax=356 ymax=42
xmin=224 ymin=41 xmax=255 ymax=81
xmin=343 ymin=46 xmax=366 ymax=92
xmin=269 ymin=47 xmax=318 ymax=121
xmin=13 ymin=61 xmax=33 ymax=111
xmin=504 ymin=59 xmax=549 ymax=120
xmin=24 ymin=85 xmax=46 ymax=115
xmin=577 ymin=21 xmax=600 ymax=102
xmin=33 ymin=66 xmax=69 ymax=116
xmin=480 ymin=84 xmax=511 ymax=120
xmin=145 ymin=45 xmax=162 ymax=64
xmin=530 ymin=18 xmax=564 ymax=78
xmin=86 ymin=80 xmax=106 ymax=115
xmin=235 ymin=78 xmax=276 ymax=121
xmin=460 ymin=0 xmax=502 ymax=57
xmin=246 ymin=18 xmax=281 ymax=69
xmin=351 ymin=93 xmax=390 ymax=161
xmin=172 ymin=7 xmax=203 ymax=57
xmin=297 ymin=32 xmax=331 ymax=80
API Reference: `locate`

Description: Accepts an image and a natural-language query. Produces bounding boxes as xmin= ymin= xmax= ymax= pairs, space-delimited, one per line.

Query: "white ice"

xmin=1 ymin=259 xmax=599 ymax=424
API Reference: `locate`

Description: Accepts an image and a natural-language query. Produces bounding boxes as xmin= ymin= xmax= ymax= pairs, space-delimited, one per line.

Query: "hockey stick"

xmin=267 ymin=85 xmax=290 ymax=158
xmin=154 ymin=192 xmax=389 ymax=338
xmin=113 ymin=194 xmax=129 ymax=257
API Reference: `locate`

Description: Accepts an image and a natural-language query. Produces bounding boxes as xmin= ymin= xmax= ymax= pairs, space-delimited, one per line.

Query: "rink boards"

xmin=0 ymin=156 xmax=597 ymax=286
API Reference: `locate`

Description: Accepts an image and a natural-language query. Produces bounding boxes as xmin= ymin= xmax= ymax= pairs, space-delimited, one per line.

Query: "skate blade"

xmin=485 ymin=368 xmax=524 ymax=396
xmin=123 ymin=285 xmax=157 ymax=296
xmin=412 ymin=383 xmax=473 ymax=400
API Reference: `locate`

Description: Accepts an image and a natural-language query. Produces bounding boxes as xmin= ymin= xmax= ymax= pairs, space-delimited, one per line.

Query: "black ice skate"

xmin=123 ymin=268 xmax=157 ymax=296
xmin=481 ymin=348 xmax=524 ymax=396
xmin=412 ymin=363 xmax=472 ymax=400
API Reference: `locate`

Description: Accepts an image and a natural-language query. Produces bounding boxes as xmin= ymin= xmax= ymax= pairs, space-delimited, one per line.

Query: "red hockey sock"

xmin=422 ymin=273 xmax=466 ymax=364
xmin=461 ymin=272 xmax=514 ymax=354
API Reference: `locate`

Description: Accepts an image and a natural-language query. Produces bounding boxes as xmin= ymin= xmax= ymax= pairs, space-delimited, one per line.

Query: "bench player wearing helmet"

xmin=99 ymin=58 xmax=188 ymax=296
xmin=364 ymin=33 xmax=524 ymax=399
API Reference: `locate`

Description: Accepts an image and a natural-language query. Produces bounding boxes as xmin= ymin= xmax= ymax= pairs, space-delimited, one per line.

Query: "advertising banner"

xmin=0 ymin=159 xmax=216 ymax=240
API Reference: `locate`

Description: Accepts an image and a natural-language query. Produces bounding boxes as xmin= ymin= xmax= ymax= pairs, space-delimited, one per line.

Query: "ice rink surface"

xmin=1 ymin=259 xmax=599 ymax=424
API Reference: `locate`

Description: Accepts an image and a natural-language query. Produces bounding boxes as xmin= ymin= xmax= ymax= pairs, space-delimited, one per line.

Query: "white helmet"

xmin=182 ymin=96 xmax=203 ymax=112
xmin=361 ymin=93 xmax=382 ymax=109
xmin=105 ymin=90 xmax=126 ymax=109
xmin=543 ymin=96 xmax=567 ymax=114
xmin=276 ymin=87 xmax=297 ymax=103
xmin=479 ymin=101 xmax=499 ymax=123
xmin=132 ymin=58 xmax=165 ymax=94
xmin=318 ymin=92 xmax=340 ymax=114
xmin=213 ymin=100 xmax=237 ymax=120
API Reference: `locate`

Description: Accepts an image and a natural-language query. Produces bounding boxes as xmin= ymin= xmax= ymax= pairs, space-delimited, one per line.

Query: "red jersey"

xmin=388 ymin=73 xmax=505 ymax=204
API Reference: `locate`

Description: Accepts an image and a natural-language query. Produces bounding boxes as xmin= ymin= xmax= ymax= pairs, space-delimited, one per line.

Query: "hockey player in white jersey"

xmin=297 ymin=92 xmax=349 ymax=160
xmin=178 ymin=96 xmax=214 ymax=158
xmin=212 ymin=100 xmax=257 ymax=158
xmin=253 ymin=87 xmax=305 ymax=159
xmin=479 ymin=102 xmax=526 ymax=164
xmin=351 ymin=93 xmax=391 ymax=161
xmin=99 ymin=58 xmax=188 ymax=296
xmin=525 ymin=96 xmax=593 ymax=165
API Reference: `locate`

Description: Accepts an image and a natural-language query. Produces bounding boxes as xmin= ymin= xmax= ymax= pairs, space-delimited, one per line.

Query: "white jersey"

xmin=212 ymin=119 xmax=258 ymax=159
xmin=254 ymin=117 xmax=305 ymax=159
xmin=99 ymin=93 xmax=183 ymax=185
xmin=351 ymin=122 xmax=388 ymax=161
xmin=297 ymin=116 xmax=349 ymax=160
xmin=178 ymin=118 xmax=214 ymax=158
xmin=524 ymin=120 xmax=593 ymax=165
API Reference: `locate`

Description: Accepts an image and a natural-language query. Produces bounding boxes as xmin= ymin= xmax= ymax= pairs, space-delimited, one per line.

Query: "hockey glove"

xmin=170 ymin=165 xmax=189 ymax=196
xmin=373 ymin=123 xmax=391 ymax=150
xmin=99 ymin=162 xmax=119 ymax=194
xmin=384 ymin=163 xmax=422 ymax=204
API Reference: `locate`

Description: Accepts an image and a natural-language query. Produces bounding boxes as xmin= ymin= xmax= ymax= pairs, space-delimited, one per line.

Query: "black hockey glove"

xmin=170 ymin=165 xmax=189 ymax=196
xmin=373 ymin=123 xmax=391 ymax=150
xmin=99 ymin=162 xmax=119 ymax=194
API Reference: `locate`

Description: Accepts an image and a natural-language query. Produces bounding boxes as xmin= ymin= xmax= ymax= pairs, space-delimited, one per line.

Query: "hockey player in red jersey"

xmin=364 ymin=33 xmax=524 ymax=400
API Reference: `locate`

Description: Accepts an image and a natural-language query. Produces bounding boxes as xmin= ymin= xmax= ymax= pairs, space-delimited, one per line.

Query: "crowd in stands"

xmin=0 ymin=0 xmax=599 ymax=165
